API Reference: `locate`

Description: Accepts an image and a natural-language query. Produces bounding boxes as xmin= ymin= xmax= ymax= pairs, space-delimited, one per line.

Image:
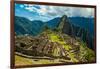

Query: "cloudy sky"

xmin=15 ymin=3 xmax=94 ymax=22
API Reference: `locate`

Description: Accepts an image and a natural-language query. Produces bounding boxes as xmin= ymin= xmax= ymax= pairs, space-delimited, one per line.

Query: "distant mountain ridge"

xmin=15 ymin=16 xmax=46 ymax=36
xmin=47 ymin=17 xmax=61 ymax=29
xmin=14 ymin=16 xmax=94 ymax=50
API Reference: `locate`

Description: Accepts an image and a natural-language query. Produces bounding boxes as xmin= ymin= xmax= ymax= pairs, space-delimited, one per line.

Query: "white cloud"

xmin=24 ymin=6 xmax=38 ymax=12
xmin=43 ymin=6 xmax=94 ymax=18
xmin=20 ymin=5 xmax=24 ymax=8
xmin=25 ymin=7 xmax=33 ymax=12
xmin=69 ymin=7 xmax=94 ymax=17
xmin=23 ymin=4 xmax=94 ymax=18
xmin=34 ymin=5 xmax=48 ymax=16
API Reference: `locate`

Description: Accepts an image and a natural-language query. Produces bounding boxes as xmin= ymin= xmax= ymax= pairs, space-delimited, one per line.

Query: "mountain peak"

xmin=57 ymin=15 xmax=68 ymax=33
xmin=62 ymin=15 xmax=68 ymax=19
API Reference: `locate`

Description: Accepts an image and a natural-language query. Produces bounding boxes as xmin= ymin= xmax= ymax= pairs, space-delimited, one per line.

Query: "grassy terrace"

xmin=15 ymin=55 xmax=33 ymax=66
xmin=15 ymin=55 xmax=66 ymax=66
xmin=49 ymin=33 xmax=79 ymax=62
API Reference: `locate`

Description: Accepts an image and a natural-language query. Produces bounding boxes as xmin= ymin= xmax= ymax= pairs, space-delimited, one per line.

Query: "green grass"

xmin=49 ymin=33 xmax=71 ymax=50
xmin=15 ymin=55 xmax=33 ymax=66
xmin=49 ymin=33 xmax=60 ymax=42
xmin=49 ymin=33 xmax=79 ymax=62
xmin=15 ymin=55 xmax=64 ymax=66
xmin=79 ymin=42 xmax=95 ymax=62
